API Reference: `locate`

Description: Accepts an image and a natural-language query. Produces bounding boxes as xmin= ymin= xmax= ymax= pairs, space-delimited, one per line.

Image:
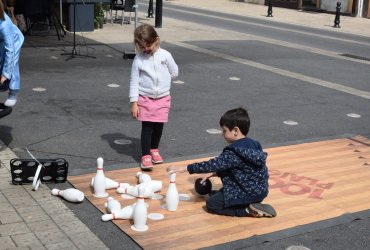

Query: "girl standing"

xmin=129 ymin=24 xmax=178 ymax=170
xmin=0 ymin=0 xmax=24 ymax=107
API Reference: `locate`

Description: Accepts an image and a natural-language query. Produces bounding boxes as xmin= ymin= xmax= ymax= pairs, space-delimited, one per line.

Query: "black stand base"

xmin=123 ymin=51 xmax=136 ymax=60
xmin=61 ymin=0 xmax=95 ymax=61
xmin=61 ymin=48 xmax=96 ymax=61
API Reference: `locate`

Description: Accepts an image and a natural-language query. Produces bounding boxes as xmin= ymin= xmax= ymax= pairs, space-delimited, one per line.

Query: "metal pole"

xmin=148 ymin=0 xmax=154 ymax=18
xmin=356 ymin=0 xmax=364 ymax=17
xmin=333 ymin=2 xmax=341 ymax=28
xmin=134 ymin=0 xmax=138 ymax=29
xmin=60 ymin=0 xmax=63 ymax=25
xmin=267 ymin=0 xmax=273 ymax=17
xmin=155 ymin=0 xmax=163 ymax=28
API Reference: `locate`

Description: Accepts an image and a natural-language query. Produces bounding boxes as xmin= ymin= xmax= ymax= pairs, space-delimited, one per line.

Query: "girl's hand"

xmin=167 ymin=165 xmax=187 ymax=174
xmin=1 ymin=75 xmax=7 ymax=84
xmin=130 ymin=102 xmax=139 ymax=119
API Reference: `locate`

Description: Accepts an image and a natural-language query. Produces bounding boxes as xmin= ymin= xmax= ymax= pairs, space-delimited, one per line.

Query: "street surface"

xmin=1 ymin=1 xmax=369 ymax=249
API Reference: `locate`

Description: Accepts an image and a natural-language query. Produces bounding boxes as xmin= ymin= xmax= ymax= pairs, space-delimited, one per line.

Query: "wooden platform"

xmin=69 ymin=135 xmax=370 ymax=249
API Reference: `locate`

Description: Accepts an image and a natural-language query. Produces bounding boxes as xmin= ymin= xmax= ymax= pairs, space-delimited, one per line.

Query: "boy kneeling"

xmin=167 ymin=107 xmax=276 ymax=217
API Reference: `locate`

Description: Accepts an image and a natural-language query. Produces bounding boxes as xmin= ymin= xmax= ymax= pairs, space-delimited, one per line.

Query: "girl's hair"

xmin=219 ymin=107 xmax=250 ymax=136
xmin=134 ymin=24 xmax=159 ymax=52
xmin=0 ymin=1 xmax=5 ymax=20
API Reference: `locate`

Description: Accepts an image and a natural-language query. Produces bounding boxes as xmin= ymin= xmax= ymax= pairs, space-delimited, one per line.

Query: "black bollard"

xmin=148 ymin=0 xmax=154 ymax=18
xmin=155 ymin=0 xmax=163 ymax=28
xmin=333 ymin=2 xmax=341 ymax=28
xmin=267 ymin=0 xmax=273 ymax=17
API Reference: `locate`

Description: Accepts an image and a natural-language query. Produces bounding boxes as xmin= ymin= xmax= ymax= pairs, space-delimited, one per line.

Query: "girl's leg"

xmin=150 ymin=122 xmax=164 ymax=163
xmin=141 ymin=121 xmax=154 ymax=156
xmin=150 ymin=122 xmax=164 ymax=149
xmin=206 ymin=190 xmax=248 ymax=217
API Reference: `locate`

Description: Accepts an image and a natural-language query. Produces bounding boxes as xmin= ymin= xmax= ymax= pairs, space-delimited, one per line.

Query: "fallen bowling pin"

xmin=105 ymin=196 xmax=121 ymax=214
xmin=91 ymin=176 xmax=129 ymax=190
xmin=51 ymin=188 xmax=84 ymax=203
xmin=131 ymin=185 xmax=148 ymax=231
xmin=142 ymin=180 xmax=162 ymax=193
xmin=117 ymin=183 xmax=154 ymax=198
xmin=93 ymin=157 xmax=108 ymax=198
xmin=102 ymin=204 xmax=135 ymax=222
xmin=136 ymin=171 xmax=152 ymax=183
xmin=166 ymin=173 xmax=179 ymax=211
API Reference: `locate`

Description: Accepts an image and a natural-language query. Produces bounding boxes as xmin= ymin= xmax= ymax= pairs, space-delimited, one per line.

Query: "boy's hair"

xmin=134 ymin=24 xmax=159 ymax=52
xmin=219 ymin=107 xmax=250 ymax=136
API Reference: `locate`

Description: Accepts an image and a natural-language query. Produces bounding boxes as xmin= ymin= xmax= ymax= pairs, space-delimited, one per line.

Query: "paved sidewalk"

xmin=0 ymin=142 xmax=108 ymax=250
xmin=80 ymin=0 xmax=370 ymax=47
xmin=168 ymin=0 xmax=370 ymax=37
xmin=1 ymin=1 xmax=370 ymax=249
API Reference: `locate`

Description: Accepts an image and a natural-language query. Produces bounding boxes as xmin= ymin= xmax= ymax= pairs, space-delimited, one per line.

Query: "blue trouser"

xmin=0 ymin=31 xmax=24 ymax=91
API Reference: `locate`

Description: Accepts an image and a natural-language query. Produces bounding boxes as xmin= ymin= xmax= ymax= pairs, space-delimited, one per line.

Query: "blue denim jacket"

xmin=0 ymin=13 xmax=24 ymax=90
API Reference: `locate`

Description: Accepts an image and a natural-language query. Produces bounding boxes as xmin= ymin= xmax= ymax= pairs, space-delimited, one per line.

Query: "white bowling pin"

xmin=166 ymin=173 xmax=179 ymax=211
xmin=102 ymin=204 xmax=135 ymax=222
xmin=142 ymin=180 xmax=162 ymax=193
xmin=51 ymin=188 xmax=84 ymax=203
xmin=117 ymin=183 xmax=154 ymax=198
xmin=131 ymin=185 xmax=148 ymax=231
xmin=93 ymin=157 xmax=108 ymax=198
xmin=136 ymin=171 xmax=152 ymax=183
xmin=105 ymin=197 xmax=121 ymax=214
xmin=91 ymin=176 xmax=129 ymax=190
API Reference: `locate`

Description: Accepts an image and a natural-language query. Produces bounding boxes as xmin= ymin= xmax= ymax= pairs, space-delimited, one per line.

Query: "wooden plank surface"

xmin=68 ymin=135 xmax=370 ymax=249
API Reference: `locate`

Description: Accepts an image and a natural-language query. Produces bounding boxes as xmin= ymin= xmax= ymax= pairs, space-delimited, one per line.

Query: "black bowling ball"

xmin=194 ymin=178 xmax=212 ymax=195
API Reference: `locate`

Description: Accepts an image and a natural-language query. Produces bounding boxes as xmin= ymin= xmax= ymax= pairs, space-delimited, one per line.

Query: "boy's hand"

xmin=167 ymin=165 xmax=187 ymax=174
xmin=130 ymin=102 xmax=139 ymax=119
xmin=200 ymin=172 xmax=216 ymax=183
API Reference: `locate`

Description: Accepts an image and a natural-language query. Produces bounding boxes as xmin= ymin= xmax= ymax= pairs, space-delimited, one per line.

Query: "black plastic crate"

xmin=10 ymin=158 xmax=68 ymax=185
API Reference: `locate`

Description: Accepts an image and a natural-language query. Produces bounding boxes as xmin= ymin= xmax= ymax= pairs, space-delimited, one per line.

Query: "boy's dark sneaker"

xmin=248 ymin=203 xmax=277 ymax=218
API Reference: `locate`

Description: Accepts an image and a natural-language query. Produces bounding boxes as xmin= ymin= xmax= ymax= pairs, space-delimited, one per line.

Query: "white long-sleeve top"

xmin=129 ymin=48 xmax=178 ymax=102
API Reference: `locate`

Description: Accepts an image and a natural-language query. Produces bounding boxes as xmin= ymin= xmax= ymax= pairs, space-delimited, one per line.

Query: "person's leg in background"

xmin=5 ymin=30 xmax=23 ymax=107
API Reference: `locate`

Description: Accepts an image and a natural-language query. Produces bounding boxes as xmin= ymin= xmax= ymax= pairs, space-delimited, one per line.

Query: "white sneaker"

xmin=4 ymin=95 xmax=17 ymax=107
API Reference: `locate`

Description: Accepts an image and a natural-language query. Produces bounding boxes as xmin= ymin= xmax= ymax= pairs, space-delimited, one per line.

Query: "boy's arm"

xmin=195 ymin=149 xmax=245 ymax=174
xmin=167 ymin=165 xmax=187 ymax=174
xmin=166 ymin=167 xmax=217 ymax=182
xmin=168 ymin=149 xmax=243 ymax=175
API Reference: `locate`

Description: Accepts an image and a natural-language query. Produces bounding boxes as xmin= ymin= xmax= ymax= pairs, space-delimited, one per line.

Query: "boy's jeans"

xmin=206 ymin=190 xmax=249 ymax=217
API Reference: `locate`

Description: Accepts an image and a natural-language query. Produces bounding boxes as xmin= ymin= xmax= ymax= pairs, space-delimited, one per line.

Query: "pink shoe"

xmin=150 ymin=149 xmax=163 ymax=164
xmin=141 ymin=155 xmax=153 ymax=170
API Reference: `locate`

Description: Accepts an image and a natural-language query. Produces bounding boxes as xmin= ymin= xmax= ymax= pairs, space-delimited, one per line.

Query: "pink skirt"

xmin=138 ymin=95 xmax=171 ymax=123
